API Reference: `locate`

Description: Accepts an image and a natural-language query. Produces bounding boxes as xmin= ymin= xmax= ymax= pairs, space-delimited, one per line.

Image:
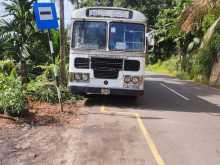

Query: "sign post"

xmin=33 ymin=2 xmax=63 ymax=112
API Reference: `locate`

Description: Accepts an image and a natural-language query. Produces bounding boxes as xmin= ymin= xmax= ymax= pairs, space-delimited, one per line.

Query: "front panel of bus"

xmin=68 ymin=19 xmax=146 ymax=96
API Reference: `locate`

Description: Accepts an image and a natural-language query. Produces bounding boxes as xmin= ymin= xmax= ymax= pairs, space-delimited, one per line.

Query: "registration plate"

xmin=101 ymin=88 xmax=110 ymax=95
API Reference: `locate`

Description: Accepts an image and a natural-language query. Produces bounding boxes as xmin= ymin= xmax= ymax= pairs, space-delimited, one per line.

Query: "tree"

xmin=68 ymin=0 xmax=80 ymax=8
xmin=0 ymin=0 xmax=52 ymax=82
xmin=81 ymin=0 xmax=168 ymax=26
xmin=180 ymin=0 xmax=220 ymax=33
xmin=107 ymin=0 xmax=113 ymax=6
xmin=0 ymin=0 xmax=36 ymax=83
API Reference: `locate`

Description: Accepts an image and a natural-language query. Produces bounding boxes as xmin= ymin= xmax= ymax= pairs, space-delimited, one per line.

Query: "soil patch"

xmin=0 ymin=100 xmax=88 ymax=165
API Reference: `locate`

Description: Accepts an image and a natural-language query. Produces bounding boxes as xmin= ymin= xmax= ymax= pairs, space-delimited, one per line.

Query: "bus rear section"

xmin=68 ymin=7 xmax=147 ymax=96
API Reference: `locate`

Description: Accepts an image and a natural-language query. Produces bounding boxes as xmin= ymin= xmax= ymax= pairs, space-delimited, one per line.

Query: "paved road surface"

xmin=74 ymin=72 xmax=220 ymax=165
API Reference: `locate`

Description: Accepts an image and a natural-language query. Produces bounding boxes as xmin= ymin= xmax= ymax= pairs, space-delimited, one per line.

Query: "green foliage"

xmin=26 ymin=63 xmax=76 ymax=103
xmin=191 ymin=34 xmax=220 ymax=80
xmin=149 ymin=0 xmax=193 ymax=64
xmin=0 ymin=74 xmax=26 ymax=116
xmin=147 ymin=56 xmax=192 ymax=79
xmin=0 ymin=0 xmax=52 ymax=83
xmin=147 ymin=56 xmax=179 ymax=76
xmin=176 ymin=71 xmax=191 ymax=80
xmin=36 ymin=64 xmax=59 ymax=82
xmin=0 ymin=60 xmax=16 ymax=76
xmin=202 ymin=14 xmax=219 ymax=33
xmin=82 ymin=0 xmax=169 ymax=26
xmin=26 ymin=79 xmax=77 ymax=104
xmin=26 ymin=80 xmax=59 ymax=103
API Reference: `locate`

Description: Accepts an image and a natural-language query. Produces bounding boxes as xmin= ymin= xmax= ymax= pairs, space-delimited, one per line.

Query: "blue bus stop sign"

xmin=33 ymin=2 xmax=58 ymax=30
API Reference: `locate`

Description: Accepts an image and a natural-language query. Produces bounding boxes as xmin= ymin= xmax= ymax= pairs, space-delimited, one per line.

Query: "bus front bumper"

xmin=69 ymin=86 xmax=144 ymax=96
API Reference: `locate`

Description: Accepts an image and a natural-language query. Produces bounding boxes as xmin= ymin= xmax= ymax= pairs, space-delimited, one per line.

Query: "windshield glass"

xmin=109 ymin=22 xmax=145 ymax=52
xmin=72 ymin=21 xmax=106 ymax=50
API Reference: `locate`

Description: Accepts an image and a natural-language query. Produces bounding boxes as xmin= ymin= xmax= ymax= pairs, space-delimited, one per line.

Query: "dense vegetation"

xmin=83 ymin=0 xmax=220 ymax=83
xmin=1 ymin=0 xmax=220 ymax=116
xmin=0 ymin=0 xmax=73 ymax=116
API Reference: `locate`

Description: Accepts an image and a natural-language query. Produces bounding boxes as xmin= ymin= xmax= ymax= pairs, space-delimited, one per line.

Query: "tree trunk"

xmin=20 ymin=60 xmax=28 ymax=84
xmin=59 ymin=0 xmax=67 ymax=86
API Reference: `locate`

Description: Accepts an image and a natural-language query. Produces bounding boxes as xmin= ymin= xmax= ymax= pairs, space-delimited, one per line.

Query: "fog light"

xmin=124 ymin=75 xmax=131 ymax=83
xmin=74 ymin=73 xmax=82 ymax=81
xmin=82 ymin=73 xmax=89 ymax=81
xmin=132 ymin=76 xmax=139 ymax=84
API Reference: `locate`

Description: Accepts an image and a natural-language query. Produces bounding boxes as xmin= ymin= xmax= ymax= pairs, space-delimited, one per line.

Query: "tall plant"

xmin=0 ymin=0 xmax=35 ymax=83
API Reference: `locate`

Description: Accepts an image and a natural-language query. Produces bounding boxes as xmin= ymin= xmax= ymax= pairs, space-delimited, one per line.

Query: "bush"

xmin=176 ymin=71 xmax=191 ymax=80
xmin=146 ymin=56 xmax=179 ymax=76
xmin=0 ymin=74 xmax=26 ymax=116
xmin=26 ymin=79 xmax=77 ymax=104
xmin=27 ymin=80 xmax=59 ymax=103
xmin=0 ymin=60 xmax=16 ymax=76
xmin=191 ymin=34 xmax=220 ymax=81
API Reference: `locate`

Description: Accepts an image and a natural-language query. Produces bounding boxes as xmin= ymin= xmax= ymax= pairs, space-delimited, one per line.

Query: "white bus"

xmin=68 ymin=7 xmax=147 ymax=96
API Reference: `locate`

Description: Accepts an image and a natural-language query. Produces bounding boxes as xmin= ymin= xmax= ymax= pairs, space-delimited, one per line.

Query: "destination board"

xmin=87 ymin=8 xmax=133 ymax=19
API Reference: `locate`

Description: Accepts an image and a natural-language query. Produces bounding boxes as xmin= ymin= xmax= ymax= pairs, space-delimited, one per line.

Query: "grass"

xmin=146 ymin=56 xmax=192 ymax=80
xmin=146 ymin=57 xmax=178 ymax=77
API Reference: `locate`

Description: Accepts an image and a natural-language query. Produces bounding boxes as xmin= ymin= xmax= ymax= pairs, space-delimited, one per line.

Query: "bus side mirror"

xmin=145 ymin=32 xmax=155 ymax=47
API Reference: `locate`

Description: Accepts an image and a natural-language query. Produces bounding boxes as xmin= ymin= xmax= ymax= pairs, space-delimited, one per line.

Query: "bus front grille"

xmin=91 ymin=58 xmax=123 ymax=79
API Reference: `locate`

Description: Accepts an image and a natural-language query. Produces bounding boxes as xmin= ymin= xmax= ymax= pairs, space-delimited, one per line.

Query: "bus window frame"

xmin=109 ymin=22 xmax=146 ymax=53
xmin=71 ymin=20 xmax=108 ymax=50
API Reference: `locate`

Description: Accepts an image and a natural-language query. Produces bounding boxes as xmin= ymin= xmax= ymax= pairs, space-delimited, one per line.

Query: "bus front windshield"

xmin=72 ymin=21 xmax=106 ymax=50
xmin=109 ymin=22 xmax=145 ymax=52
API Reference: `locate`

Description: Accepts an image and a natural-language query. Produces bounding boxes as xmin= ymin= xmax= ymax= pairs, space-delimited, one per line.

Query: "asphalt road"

xmin=74 ymin=72 xmax=220 ymax=165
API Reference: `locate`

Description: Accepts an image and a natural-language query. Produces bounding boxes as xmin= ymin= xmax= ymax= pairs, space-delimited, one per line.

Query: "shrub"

xmin=191 ymin=34 xmax=220 ymax=81
xmin=26 ymin=79 xmax=77 ymax=103
xmin=36 ymin=64 xmax=60 ymax=82
xmin=0 ymin=60 xmax=16 ymax=76
xmin=27 ymin=80 xmax=58 ymax=103
xmin=0 ymin=74 xmax=26 ymax=116
xmin=146 ymin=56 xmax=179 ymax=76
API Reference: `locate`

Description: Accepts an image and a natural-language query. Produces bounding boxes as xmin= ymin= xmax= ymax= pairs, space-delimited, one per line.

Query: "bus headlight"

xmin=124 ymin=75 xmax=143 ymax=89
xmin=82 ymin=73 xmax=89 ymax=81
xmin=132 ymin=76 xmax=139 ymax=84
xmin=69 ymin=72 xmax=90 ymax=82
xmin=75 ymin=73 xmax=82 ymax=81
xmin=124 ymin=75 xmax=132 ymax=83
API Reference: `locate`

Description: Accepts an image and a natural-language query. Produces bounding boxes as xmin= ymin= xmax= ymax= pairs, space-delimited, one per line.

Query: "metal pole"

xmin=47 ymin=30 xmax=63 ymax=112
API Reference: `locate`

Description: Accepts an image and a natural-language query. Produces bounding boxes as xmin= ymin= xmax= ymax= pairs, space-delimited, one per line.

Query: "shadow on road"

xmin=85 ymin=75 xmax=220 ymax=114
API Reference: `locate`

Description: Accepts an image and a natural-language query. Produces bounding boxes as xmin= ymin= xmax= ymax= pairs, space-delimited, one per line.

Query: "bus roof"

xmin=72 ymin=7 xmax=147 ymax=23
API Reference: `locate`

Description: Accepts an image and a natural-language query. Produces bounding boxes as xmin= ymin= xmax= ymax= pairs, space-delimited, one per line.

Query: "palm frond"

xmin=179 ymin=0 xmax=219 ymax=32
xmin=200 ymin=17 xmax=220 ymax=47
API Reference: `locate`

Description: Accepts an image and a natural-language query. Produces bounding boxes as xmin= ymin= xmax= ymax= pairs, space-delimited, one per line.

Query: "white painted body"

xmin=68 ymin=7 xmax=147 ymax=94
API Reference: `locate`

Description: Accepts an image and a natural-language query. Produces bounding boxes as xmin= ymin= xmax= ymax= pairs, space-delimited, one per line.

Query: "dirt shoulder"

xmin=0 ymin=100 xmax=88 ymax=165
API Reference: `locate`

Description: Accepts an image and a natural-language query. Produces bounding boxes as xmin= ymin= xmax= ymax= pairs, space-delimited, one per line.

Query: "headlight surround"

xmin=69 ymin=72 xmax=90 ymax=82
xmin=124 ymin=75 xmax=141 ymax=84
xmin=124 ymin=75 xmax=143 ymax=89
